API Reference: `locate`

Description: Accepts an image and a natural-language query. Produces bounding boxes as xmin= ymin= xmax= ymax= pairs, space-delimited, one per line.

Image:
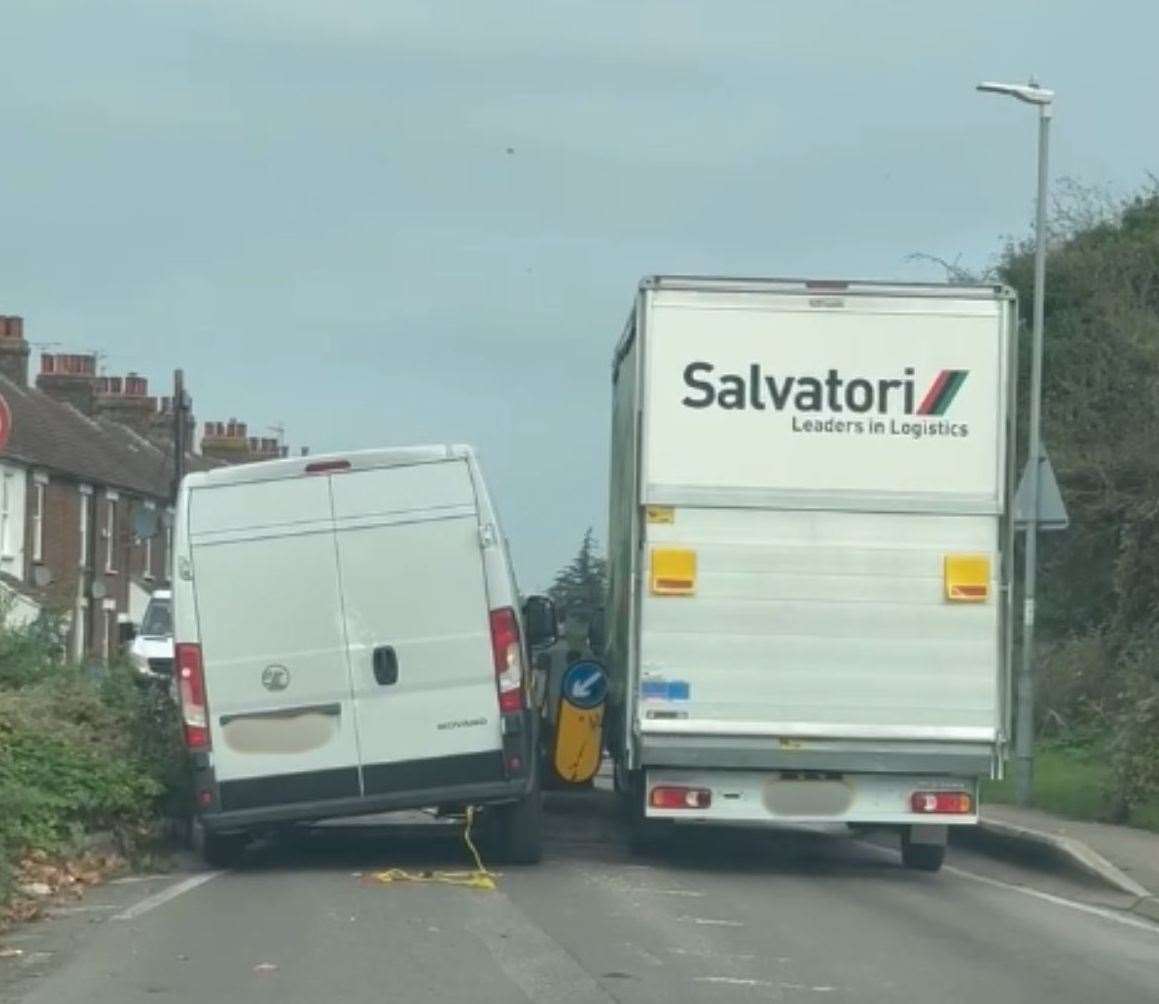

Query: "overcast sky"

xmin=2 ymin=1 xmax=1156 ymax=588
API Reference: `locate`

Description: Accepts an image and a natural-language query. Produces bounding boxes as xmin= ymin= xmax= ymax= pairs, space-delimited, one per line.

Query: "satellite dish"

xmin=32 ymin=565 xmax=52 ymax=588
xmin=90 ymin=578 xmax=108 ymax=600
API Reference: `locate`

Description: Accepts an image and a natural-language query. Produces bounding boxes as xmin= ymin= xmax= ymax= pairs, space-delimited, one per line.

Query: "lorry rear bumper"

xmin=643 ymin=768 xmax=979 ymax=826
xmin=639 ymin=733 xmax=996 ymax=776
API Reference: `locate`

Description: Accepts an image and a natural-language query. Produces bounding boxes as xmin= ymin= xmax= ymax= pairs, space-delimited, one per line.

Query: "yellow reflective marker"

xmin=944 ymin=553 xmax=990 ymax=602
xmin=646 ymin=505 xmax=675 ymax=524
xmin=553 ymin=703 xmax=604 ymax=784
xmin=651 ymin=547 xmax=696 ymax=596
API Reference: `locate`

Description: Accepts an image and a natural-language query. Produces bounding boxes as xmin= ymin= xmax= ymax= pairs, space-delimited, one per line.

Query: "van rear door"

xmin=330 ymin=460 xmax=505 ymax=795
xmin=189 ymin=476 xmax=362 ymax=808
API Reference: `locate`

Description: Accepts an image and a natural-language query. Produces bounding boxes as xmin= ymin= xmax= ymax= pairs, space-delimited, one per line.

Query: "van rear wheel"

xmin=195 ymin=824 xmax=248 ymax=868
xmin=495 ymin=788 xmax=544 ymax=865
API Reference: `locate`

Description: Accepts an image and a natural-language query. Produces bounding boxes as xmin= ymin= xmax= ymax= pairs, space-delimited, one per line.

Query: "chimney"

xmin=93 ymin=371 xmax=157 ymax=434
xmin=201 ymin=417 xmax=252 ymax=464
xmin=37 ymin=353 xmax=98 ymax=414
xmin=0 ymin=316 xmax=31 ymax=387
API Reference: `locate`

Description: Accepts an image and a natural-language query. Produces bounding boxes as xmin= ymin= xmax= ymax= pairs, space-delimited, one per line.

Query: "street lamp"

xmin=977 ymin=79 xmax=1054 ymax=807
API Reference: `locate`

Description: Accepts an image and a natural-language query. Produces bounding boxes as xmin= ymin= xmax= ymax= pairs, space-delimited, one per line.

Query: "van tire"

xmin=195 ymin=824 xmax=248 ymax=868
xmin=900 ymin=831 xmax=946 ymax=872
xmin=495 ymin=788 xmax=544 ymax=865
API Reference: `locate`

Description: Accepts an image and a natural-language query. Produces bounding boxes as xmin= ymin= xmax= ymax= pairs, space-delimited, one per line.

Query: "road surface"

xmin=2 ymin=789 xmax=1157 ymax=1003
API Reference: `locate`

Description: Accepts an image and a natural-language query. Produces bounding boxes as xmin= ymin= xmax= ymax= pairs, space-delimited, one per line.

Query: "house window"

xmin=78 ymin=486 xmax=92 ymax=568
xmin=104 ymin=491 xmax=118 ymax=573
xmin=31 ymin=475 xmax=47 ymax=564
xmin=0 ymin=472 xmax=12 ymax=562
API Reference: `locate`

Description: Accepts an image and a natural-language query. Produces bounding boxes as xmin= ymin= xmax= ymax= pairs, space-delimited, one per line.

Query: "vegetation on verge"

xmin=996 ymin=182 xmax=1159 ymax=823
xmin=0 ymin=616 xmax=189 ymax=924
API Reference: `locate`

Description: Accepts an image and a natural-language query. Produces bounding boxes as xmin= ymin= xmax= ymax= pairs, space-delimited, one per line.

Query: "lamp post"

xmin=976 ymin=79 xmax=1054 ymax=807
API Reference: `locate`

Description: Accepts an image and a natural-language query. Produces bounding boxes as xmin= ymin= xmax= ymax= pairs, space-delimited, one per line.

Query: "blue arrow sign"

xmin=561 ymin=660 xmax=608 ymax=710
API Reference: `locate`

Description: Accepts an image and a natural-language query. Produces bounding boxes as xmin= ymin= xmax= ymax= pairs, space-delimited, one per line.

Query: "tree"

xmin=547 ymin=528 xmax=607 ymax=624
xmin=920 ymin=181 xmax=1159 ymax=816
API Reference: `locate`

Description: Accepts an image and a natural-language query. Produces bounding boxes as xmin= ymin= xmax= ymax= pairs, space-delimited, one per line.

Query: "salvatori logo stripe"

xmin=917 ymin=369 xmax=969 ymax=416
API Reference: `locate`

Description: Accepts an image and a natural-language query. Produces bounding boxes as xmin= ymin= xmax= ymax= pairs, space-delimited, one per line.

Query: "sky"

xmin=2 ymin=1 xmax=1157 ymax=589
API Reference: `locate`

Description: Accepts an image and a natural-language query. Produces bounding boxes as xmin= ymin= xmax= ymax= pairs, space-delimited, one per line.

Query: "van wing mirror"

xmin=522 ymin=595 xmax=559 ymax=650
xmin=118 ymin=620 xmax=138 ymax=645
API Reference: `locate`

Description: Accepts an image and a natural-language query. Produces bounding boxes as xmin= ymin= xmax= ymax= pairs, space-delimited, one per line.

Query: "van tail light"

xmin=175 ymin=642 xmax=211 ymax=750
xmin=489 ymin=607 xmax=524 ymax=713
xmin=910 ymin=791 xmax=973 ymax=814
xmin=650 ymin=785 xmax=712 ymax=810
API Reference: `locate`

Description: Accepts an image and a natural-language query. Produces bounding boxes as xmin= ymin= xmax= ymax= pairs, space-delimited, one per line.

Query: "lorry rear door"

xmin=635 ymin=285 xmax=1012 ymax=746
xmin=188 ymin=476 xmax=362 ymax=808
xmin=330 ymin=460 xmax=505 ymax=796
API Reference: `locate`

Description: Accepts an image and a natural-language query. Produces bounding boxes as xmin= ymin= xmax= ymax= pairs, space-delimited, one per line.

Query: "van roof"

xmin=182 ymin=444 xmax=476 ymax=490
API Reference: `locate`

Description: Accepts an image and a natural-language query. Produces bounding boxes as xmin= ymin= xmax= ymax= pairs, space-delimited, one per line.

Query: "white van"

xmin=127 ymin=589 xmax=174 ymax=684
xmin=172 ymin=446 xmax=557 ymax=866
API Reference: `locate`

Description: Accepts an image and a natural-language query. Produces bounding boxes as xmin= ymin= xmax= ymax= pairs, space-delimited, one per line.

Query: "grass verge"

xmin=983 ymin=740 xmax=1159 ymax=833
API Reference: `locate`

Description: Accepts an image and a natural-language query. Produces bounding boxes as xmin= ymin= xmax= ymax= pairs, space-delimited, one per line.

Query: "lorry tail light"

xmin=489 ymin=607 xmax=524 ymax=713
xmin=650 ymin=785 xmax=712 ymax=810
xmin=910 ymin=791 xmax=973 ymax=814
xmin=175 ymin=642 xmax=211 ymax=750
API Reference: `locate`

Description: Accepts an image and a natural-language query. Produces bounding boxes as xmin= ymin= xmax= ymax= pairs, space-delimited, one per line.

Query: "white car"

xmin=172 ymin=446 xmax=558 ymax=867
xmin=128 ymin=589 xmax=174 ymax=684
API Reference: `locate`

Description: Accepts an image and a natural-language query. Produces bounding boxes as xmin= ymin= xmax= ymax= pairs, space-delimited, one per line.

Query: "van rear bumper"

xmin=199 ymin=774 xmax=533 ymax=833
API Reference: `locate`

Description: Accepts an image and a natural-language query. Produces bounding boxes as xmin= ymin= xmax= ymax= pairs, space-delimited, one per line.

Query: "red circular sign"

xmin=0 ymin=393 xmax=10 ymax=453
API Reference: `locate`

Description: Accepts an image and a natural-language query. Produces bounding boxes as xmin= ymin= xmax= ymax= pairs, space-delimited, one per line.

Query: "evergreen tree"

xmin=548 ymin=528 xmax=607 ymax=623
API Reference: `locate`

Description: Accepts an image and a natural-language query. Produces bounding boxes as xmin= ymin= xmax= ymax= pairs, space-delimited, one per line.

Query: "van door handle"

xmin=372 ymin=646 xmax=398 ymax=686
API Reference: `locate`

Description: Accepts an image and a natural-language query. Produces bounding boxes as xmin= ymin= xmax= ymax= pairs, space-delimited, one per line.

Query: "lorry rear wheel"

xmin=900 ymin=830 xmax=946 ymax=872
xmin=495 ymin=787 xmax=544 ymax=865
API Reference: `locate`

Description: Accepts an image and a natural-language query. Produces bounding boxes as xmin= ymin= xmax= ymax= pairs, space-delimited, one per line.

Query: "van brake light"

xmin=489 ymin=607 xmax=524 ymax=713
xmin=175 ymin=642 xmax=211 ymax=750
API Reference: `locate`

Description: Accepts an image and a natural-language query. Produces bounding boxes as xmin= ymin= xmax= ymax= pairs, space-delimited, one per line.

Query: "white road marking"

xmin=622 ymin=887 xmax=706 ymax=897
xmin=668 ymin=947 xmax=757 ymax=961
xmin=678 ymin=916 xmax=744 ymax=927
xmin=48 ymin=905 xmax=119 ymax=916
xmin=695 ymin=976 xmax=774 ymax=988
xmin=112 ymin=872 xmax=222 ymax=921
xmin=943 ymin=863 xmax=1159 ymax=935
xmin=467 ymin=892 xmax=617 ymax=1003
xmin=108 ymin=874 xmax=169 ymax=885
xmin=855 ymin=838 xmax=1159 ymax=936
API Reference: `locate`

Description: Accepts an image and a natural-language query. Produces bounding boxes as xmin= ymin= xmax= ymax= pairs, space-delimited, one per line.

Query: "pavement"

xmin=2 ymin=789 xmax=1158 ymax=1004
xmin=974 ymin=803 xmax=1159 ymax=921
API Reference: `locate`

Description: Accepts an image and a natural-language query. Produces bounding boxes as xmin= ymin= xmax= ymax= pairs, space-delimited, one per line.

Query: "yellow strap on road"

xmin=370 ymin=807 xmax=498 ymax=892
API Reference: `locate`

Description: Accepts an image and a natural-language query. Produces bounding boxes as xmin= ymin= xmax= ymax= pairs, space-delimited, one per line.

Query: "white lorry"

xmin=173 ymin=446 xmax=557 ymax=865
xmin=605 ymin=276 xmax=1016 ymax=870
